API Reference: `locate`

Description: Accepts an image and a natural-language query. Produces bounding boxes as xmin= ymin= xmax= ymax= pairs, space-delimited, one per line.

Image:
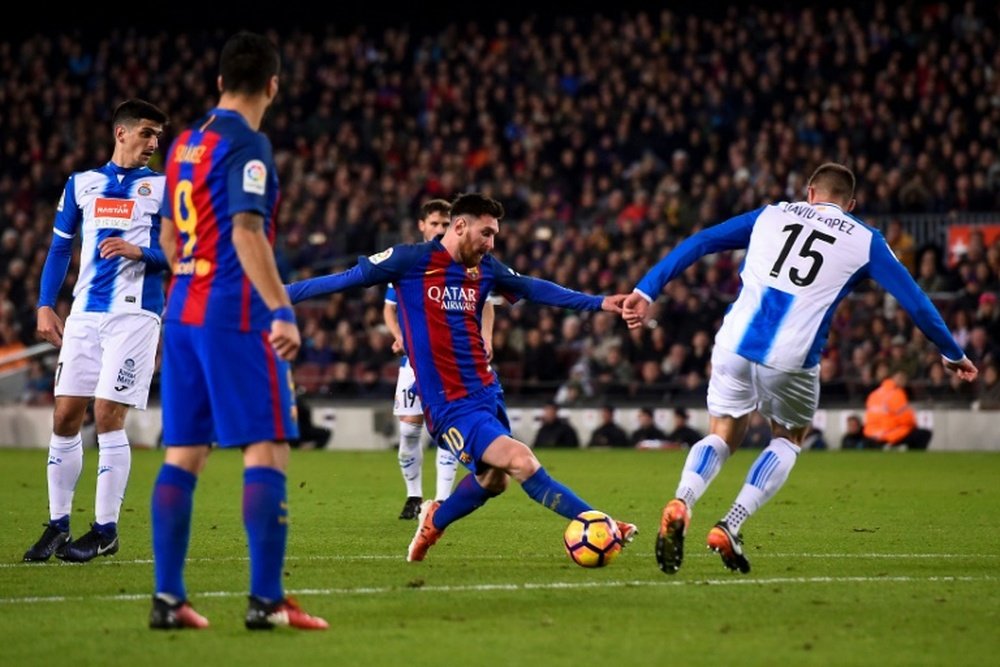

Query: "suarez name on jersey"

xmin=161 ymin=108 xmax=280 ymax=332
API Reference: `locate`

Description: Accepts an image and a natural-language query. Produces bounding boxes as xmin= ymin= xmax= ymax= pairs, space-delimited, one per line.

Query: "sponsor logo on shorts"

xmin=115 ymin=358 xmax=137 ymax=392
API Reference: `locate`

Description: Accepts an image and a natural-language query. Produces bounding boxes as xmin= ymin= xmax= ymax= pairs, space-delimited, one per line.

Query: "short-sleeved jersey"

xmin=161 ymin=108 xmax=280 ymax=331
xmin=49 ymin=163 xmax=166 ymax=317
xmin=635 ymin=201 xmax=964 ymax=371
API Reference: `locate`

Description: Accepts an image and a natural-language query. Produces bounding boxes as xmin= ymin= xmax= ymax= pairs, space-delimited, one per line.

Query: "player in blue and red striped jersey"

xmin=286 ymin=193 xmax=638 ymax=562
xmin=149 ymin=31 xmax=326 ymax=631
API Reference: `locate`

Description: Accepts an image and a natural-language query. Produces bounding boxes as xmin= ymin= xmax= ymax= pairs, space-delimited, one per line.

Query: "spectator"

xmin=291 ymin=395 xmax=333 ymax=450
xmin=975 ymin=363 xmax=1000 ymax=410
xmin=863 ymin=370 xmax=933 ymax=450
xmin=587 ymin=405 xmax=630 ymax=448
xmin=840 ymin=414 xmax=869 ymax=450
xmin=532 ymin=401 xmax=580 ymax=449
xmin=630 ymin=407 xmax=670 ymax=449
xmin=665 ymin=407 xmax=703 ymax=449
xmin=0 ymin=322 xmax=28 ymax=372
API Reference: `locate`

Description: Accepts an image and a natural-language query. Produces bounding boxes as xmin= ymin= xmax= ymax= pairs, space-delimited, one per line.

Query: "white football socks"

xmin=723 ymin=437 xmax=801 ymax=533
xmin=96 ymin=429 xmax=131 ymax=526
xmin=675 ymin=434 xmax=731 ymax=510
xmin=47 ymin=433 xmax=83 ymax=522
xmin=435 ymin=446 xmax=458 ymax=501
xmin=398 ymin=421 xmax=424 ymax=498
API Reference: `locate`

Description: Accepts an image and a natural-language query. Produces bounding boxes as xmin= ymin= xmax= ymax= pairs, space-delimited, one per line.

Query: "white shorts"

xmin=55 ymin=312 xmax=160 ymax=410
xmin=393 ymin=358 xmax=423 ymax=417
xmin=706 ymin=346 xmax=819 ymax=429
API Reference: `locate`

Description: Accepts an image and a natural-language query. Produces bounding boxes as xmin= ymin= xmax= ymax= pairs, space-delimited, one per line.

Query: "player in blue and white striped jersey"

xmin=623 ymin=163 xmax=978 ymax=575
xmin=23 ymin=99 xmax=169 ymax=564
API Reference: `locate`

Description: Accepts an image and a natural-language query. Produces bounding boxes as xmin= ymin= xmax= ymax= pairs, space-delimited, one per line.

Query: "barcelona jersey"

xmin=160 ymin=108 xmax=279 ymax=332
xmin=287 ymin=239 xmax=604 ymax=409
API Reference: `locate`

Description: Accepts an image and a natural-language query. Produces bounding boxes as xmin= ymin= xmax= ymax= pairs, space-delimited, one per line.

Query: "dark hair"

xmin=450 ymin=193 xmax=504 ymax=221
xmin=673 ymin=407 xmax=689 ymax=420
xmin=219 ymin=31 xmax=280 ymax=96
xmin=111 ymin=99 xmax=168 ymax=129
xmin=420 ymin=199 xmax=451 ymax=221
xmin=639 ymin=407 xmax=654 ymax=418
xmin=808 ymin=162 xmax=856 ymax=201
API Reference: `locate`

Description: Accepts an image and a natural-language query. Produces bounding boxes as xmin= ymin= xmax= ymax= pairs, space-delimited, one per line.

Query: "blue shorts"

xmin=426 ymin=383 xmax=511 ymax=474
xmin=161 ymin=322 xmax=298 ymax=447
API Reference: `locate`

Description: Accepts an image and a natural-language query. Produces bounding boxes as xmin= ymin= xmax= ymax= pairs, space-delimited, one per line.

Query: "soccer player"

xmin=623 ymin=163 xmax=978 ymax=575
xmin=148 ymin=32 xmax=326 ymax=631
xmin=23 ymin=99 xmax=168 ymax=564
xmin=386 ymin=199 xmax=497 ymax=520
xmin=286 ymin=193 xmax=637 ymax=562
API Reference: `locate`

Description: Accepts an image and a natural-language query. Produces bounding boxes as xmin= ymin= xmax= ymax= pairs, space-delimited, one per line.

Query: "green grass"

xmin=1 ymin=448 xmax=998 ymax=667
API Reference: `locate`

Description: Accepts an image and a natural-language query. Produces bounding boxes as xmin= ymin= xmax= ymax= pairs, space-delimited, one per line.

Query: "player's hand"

xmin=270 ymin=320 xmax=301 ymax=361
xmin=944 ymin=356 xmax=979 ymax=382
xmin=98 ymin=238 xmax=142 ymax=260
xmin=622 ymin=292 xmax=650 ymax=329
xmin=601 ymin=294 xmax=628 ymax=314
xmin=36 ymin=306 xmax=64 ymax=347
xmin=484 ymin=341 xmax=494 ymax=363
xmin=391 ymin=337 xmax=404 ymax=355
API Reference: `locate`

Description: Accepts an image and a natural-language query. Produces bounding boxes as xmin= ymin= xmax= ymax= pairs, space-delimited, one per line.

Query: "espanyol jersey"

xmin=161 ymin=108 xmax=280 ymax=331
xmin=288 ymin=239 xmax=603 ymax=407
xmin=40 ymin=162 xmax=166 ymax=317
xmin=635 ymin=201 xmax=963 ymax=371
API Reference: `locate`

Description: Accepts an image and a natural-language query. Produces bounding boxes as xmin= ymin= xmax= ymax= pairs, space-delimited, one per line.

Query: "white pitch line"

xmin=3 ymin=551 xmax=996 ymax=569
xmin=0 ymin=575 xmax=995 ymax=605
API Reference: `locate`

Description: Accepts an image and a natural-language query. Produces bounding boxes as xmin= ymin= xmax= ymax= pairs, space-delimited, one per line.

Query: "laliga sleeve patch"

xmin=243 ymin=159 xmax=267 ymax=195
xmin=369 ymin=247 xmax=394 ymax=264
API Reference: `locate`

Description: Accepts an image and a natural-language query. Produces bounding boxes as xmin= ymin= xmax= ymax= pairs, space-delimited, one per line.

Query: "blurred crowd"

xmin=1 ymin=1 xmax=1000 ymax=408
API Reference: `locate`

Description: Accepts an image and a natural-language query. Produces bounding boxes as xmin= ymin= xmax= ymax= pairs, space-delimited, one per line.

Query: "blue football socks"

xmin=433 ymin=474 xmax=497 ymax=530
xmin=243 ymin=467 xmax=288 ymax=602
xmin=151 ymin=464 xmax=197 ymax=601
xmin=521 ymin=467 xmax=591 ymax=520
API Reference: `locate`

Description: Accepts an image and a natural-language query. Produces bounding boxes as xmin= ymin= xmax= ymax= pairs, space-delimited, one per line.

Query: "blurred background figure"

xmin=532 ymin=401 xmax=580 ymax=448
xmin=863 ymin=370 xmax=933 ymax=450
xmin=587 ymin=404 xmax=630 ymax=448
xmin=630 ymin=407 xmax=670 ymax=449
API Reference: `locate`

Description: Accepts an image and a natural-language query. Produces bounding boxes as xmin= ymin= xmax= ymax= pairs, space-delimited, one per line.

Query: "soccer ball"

xmin=563 ymin=510 xmax=623 ymax=568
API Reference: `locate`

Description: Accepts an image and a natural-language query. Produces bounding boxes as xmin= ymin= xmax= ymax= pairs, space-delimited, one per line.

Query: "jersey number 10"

xmin=769 ymin=223 xmax=837 ymax=287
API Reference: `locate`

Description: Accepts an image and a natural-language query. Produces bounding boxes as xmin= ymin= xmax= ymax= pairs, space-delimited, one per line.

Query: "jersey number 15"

xmin=769 ymin=223 xmax=836 ymax=287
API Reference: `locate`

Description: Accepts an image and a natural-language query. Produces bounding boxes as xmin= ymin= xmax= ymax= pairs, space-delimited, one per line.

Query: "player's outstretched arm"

xmin=867 ymin=235 xmax=976 ymax=382
xmin=633 ymin=208 xmax=759 ymax=308
xmin=285 ymin=264 xmax=368 ymax=304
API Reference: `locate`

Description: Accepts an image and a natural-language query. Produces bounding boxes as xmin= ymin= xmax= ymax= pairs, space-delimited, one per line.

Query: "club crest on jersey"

xmin=242 ymin=159 xmax=267 ymax=195
xmin=93 ymin=198 xmax=135 ymax=230
xmin=466 ymin=266 xmax=479 ymax=279
xmin=137 ymin=182 xmax=152 ymax=197
xmin=427 ymin=285 xmax=478 ymax=311
xmin=369 ymin=248 xmax=394 ymax=264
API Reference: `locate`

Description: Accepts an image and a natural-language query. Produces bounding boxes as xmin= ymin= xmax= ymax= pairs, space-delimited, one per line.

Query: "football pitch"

xmin=1 ymin=447 xmax=998 ymax=667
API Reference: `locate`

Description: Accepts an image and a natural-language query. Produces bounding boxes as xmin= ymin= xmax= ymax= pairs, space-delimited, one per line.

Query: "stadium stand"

xmin=0 ymin=2 xmax=998 ymax=408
